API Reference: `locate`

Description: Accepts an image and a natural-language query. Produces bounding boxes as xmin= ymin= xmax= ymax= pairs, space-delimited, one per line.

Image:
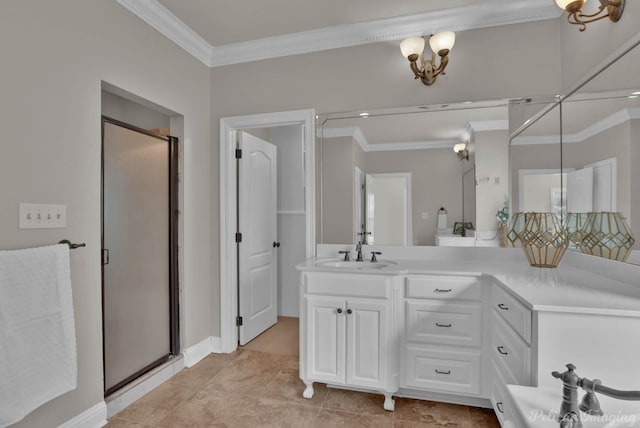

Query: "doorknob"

xmin=272 ymin=241 xmax=280 ymax=248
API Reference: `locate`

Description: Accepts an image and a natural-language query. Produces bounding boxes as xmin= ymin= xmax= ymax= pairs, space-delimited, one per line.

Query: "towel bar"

xmin=58 ymin=240 xmax=86 ymax=249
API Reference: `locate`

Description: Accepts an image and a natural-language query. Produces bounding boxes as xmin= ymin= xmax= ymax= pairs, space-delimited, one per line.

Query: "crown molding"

xmin=511 ymin=108 xmax=640 ymax=145
xmin=116 ymin=0 xmax=212 ymax=65
xmin=116 ymin=0 xmax=561 ymax=68
xmin=321 ymin=126 xmax=459 ymax=152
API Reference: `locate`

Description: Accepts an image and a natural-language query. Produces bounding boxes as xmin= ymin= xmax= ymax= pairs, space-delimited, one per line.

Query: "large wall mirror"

xmin=317 ymin=101 xmax=509 ymax=246
xmin=561 ymin=40 xmax=640 ymax=265
xmin=509 ymin=40 xmax=639 ymax=265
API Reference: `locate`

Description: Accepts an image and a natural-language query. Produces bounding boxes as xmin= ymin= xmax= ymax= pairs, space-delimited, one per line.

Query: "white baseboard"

xmin=183 ymin=336 xmax=213 ymax=367
xmin=106 ymin=357 xmax=184 ymax=418
xmin=210 ymin=336 xmax=222 ymax=353
xmin=57 ymin=401 xmax=107 ymax=428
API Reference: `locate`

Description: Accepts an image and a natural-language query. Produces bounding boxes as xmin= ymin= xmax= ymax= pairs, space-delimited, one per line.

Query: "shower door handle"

xmin=102 ymin=249 xmax=110 ymax=265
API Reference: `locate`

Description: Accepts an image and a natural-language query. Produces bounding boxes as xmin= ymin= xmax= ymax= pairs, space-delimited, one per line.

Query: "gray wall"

xmin=0 ymin=1 xmax=212 ymax=427
xmin=560 ymin=0 xmax=640 ymax=91
xmin=320 ymin=137 xmax=356 ymax=243
xmin=362 ymin=149 xmax=463 ymax=246
xmin=101 ymin=91 xmax=171 ymax=130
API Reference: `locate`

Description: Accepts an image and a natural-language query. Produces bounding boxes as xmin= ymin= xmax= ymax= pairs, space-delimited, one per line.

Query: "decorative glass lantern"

xmin=565 ymin=212 xmax=590 ymax=248
xmin=578 ymin=212 xmax=635 ymax=262
xmin=507 ymin=212 xmax=529 ymax=248
xmin=519 ymin=213 xmax=568 ymax=268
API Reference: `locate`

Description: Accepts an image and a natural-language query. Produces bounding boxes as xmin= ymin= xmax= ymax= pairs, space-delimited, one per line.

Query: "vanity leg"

xmin=383 ymin=393 xmax=395 ymax=411
xmin=302 ymin=381 xmax=314 ymax=399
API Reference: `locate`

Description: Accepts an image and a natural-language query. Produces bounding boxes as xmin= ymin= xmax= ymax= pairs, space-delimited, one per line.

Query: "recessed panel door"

xmin=238 ymin=131 xmax=278 ymax=345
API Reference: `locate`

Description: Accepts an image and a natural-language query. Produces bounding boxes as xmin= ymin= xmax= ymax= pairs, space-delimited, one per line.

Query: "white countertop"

xmin=507 ymin=385 xmax=640 ymax=427
xmin=296 ymin=256 xmax=640 ymax=317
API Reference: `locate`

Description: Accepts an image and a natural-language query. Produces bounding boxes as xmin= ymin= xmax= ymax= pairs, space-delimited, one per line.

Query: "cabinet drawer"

xmin=405 ymin=345 xmax=481 ymax=395
xmin=406 ymin=301 xmax=482 ymax=347
xmin=491 ymin=360 xmax=509 ymax=426
xmin=305 ymin=272 xmax=390 ymax=298
xmin=491 ymin=285 xmax=532 ymax=344
xmin=492 ymin=312 xmax=532 ymax=386
xmin=405 ymin=275 xmax=482 ymax=301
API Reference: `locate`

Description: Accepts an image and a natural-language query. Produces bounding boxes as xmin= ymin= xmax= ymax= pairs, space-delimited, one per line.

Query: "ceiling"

xmin=116 ymin=0 xmax=561 ymax=67
xmin=114 ymin=0 xmax=563 ymax=150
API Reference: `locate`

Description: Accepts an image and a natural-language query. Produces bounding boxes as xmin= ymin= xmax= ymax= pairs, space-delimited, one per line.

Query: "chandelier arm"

xmin=409 ymin=60 xmax=424 ymax=80
xmin=568 ymin=10 xmax=611 ymax=31
xmin=575 ymin=3 xmax=608 ymax=18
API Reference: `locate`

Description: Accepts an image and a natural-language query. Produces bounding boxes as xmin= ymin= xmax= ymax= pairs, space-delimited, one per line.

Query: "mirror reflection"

xmin=560 ymin=40 xmax=639 ymax=265
xmin=318 ymin=102 xmax=509 ymax=247
xmin=509 ymin=40 xmax=639 ymax=265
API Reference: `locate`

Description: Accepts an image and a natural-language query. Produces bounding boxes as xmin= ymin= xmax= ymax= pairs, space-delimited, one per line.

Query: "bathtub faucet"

xmin=551 ymin=363 xmax=640 ymax=428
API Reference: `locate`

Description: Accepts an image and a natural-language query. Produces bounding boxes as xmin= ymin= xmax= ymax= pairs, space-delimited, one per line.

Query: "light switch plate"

xmin=19 ymin=203 xmax=66 ymax=229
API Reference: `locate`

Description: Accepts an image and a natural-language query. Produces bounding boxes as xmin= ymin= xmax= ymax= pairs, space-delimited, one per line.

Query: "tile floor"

xmin=105 ymin=318 xmax=500 ymax=427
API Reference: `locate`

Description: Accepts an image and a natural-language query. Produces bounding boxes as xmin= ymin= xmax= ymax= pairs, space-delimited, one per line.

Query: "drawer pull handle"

xmin=434 ymin=288 xmax=452 ymax=293
xmin=497 ymin=346 xmax=508 ymax=355
xmin=496 ymin=402 xmax=504 ymax=413
xmin=498 ymin=303 xmax=509 ymax=310
xmin=436 ymin=323 xmax=452 ymax=328
xmin=435 ymin=369 xmax=451 ymax=375
xmin=337 ymin=308 xmax=343 ymax=314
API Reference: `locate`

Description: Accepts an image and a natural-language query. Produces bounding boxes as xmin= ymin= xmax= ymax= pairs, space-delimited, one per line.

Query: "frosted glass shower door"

xmin=102 ymin=119 xmax=175 ymax=394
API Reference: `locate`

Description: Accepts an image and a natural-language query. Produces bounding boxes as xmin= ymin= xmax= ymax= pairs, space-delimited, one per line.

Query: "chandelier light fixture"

xmin=555 ymin=0 xmax=625 ymax=31
xmin=400 ymin=31 xmax=455 ymax=86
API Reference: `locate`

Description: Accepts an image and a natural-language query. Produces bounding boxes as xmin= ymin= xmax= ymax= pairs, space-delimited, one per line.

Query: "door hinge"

xmin=236 ymin=316 xmax=243 ymax=326
xmin=235 ymin=232 xmax=242 ymax=243
xmin=102 ymin=249 xmax=110 ymax=265
xmin=235 ymin=148 xmax=242 ymax=159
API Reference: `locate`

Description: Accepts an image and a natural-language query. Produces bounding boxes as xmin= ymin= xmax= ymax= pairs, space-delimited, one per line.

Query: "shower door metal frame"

xmin=100 ymin=116 xmax=180 ymax=396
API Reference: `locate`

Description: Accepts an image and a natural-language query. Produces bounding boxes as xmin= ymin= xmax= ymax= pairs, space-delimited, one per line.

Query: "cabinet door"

xmin=345 ymin=298 xmax=388 ymax=389
xmin=306 ymin=296 xmax=346 ymax=384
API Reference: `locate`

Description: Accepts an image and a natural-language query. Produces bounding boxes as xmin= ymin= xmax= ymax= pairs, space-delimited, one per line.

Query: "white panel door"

xmin=345 ymin=298 xmax=387 ymax=389
xmin=586 ymin=158 xmax=617 ymax=211
xmin=306 ymin=295 xmax=346 ymax=384
xmin=566 ymin=167 xmax=593 ymax=212
xmin=238 ymin=131 xmax=278 ymax=345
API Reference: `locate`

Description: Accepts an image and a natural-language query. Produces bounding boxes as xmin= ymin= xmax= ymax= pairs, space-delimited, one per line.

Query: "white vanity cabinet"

xmin=489 ymin=282 xmax=533 ymax=425
xmin=299 ymin=271 xmax=402 ymax=411
xmin=402 ymin=275 xmax=486 ymax=398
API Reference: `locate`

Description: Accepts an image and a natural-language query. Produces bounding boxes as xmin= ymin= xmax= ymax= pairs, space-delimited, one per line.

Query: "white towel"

xmin=437 ymin=210 xmax=448 ymax=230
xmin=0 ymin=244 xmax=77 ymax=427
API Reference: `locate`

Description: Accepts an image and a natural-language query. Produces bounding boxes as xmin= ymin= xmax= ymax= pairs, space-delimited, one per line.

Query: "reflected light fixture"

xmin=400 ymin=31 xmax=455 ymax=86
xmin=453 ymin=142 xmax=469 ymax=161
xmin=555 ymin=0 xmax=625 ymax=32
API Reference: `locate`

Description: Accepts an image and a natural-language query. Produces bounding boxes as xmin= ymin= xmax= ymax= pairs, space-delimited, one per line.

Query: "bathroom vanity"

xmin=297 ymin=246 xmax=640 ymax=425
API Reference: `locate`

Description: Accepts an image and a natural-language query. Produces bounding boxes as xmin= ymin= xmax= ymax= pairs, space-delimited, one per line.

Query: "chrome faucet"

xmin=551 ymin=363 xmax=640 ymax=428
xmin=355 ymin=242 xmax=364 ymax=262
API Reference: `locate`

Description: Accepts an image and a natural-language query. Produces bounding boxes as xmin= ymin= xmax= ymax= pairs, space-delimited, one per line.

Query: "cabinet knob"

xmin=337 ymin=308 xmax=343 ymax=314
xmin=346 ymin=309 xmax=353 ymax=315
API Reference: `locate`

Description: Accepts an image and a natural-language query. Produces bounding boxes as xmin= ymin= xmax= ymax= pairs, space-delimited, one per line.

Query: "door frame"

xmin=220 ymin=109 xmax=315 ymax=353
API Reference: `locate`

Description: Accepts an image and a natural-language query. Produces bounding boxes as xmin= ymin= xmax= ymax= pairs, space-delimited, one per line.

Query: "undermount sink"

xmin=318 ymin=260 xmax=396 ymax=269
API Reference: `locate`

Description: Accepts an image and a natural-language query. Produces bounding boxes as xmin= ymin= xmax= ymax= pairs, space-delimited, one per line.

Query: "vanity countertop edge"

xmin=296 ymin=257 xmax=640 ymax=317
